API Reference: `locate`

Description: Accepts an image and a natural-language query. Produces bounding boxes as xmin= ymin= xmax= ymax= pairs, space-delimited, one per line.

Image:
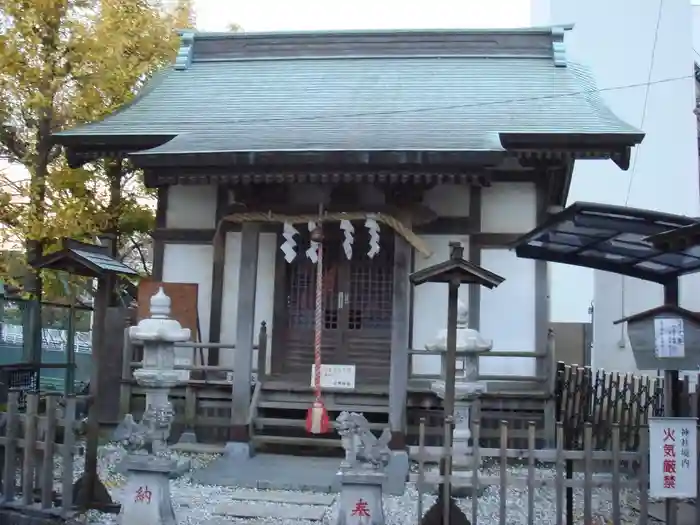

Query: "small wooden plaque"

xmin=137 ymin=280 xmax=199 ymax=341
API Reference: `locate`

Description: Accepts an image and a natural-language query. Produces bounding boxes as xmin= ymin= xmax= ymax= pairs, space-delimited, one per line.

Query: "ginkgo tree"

xmin=0 ymin=0 xmax=196 ymax=305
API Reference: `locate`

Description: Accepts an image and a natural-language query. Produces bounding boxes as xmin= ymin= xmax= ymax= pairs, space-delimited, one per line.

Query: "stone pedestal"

xmin=424 ymin=300 xmax=491 ymax=499
xmin=119 ymin=455 xmax=177 ymax=525
xmin=335 ymin=411 xmax=391 ymax=523
xmin=385 ymin=450 xmax=408 ymax=496
xmin=431 ymin=379 xmax=486 ymax=459
xmin=336 ymin=470 xmax=386 ymax=525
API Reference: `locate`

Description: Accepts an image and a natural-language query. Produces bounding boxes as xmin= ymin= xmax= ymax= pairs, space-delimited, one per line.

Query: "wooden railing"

xmin=119 ymin=321 xmax=268 ymax=443
xmin=407 ymin=329 xmax=558 ymax=392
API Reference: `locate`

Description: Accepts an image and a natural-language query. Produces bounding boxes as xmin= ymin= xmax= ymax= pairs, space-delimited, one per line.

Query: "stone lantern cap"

xmin=130 ymin=287 xmax=191 ymax=343
xmin=425 ymin=300 xmax=493 ymax=355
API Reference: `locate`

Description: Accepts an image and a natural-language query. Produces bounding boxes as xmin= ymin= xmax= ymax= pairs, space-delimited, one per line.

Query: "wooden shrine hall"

xmin=53 ymin=27 xmax=643 ymax=452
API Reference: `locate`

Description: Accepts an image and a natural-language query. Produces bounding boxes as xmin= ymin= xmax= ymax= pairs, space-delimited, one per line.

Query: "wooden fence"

xmin=555 ymin=362 xmax=700 ymax=451
xmin=413 ymin=417 xmax=660 ymax=525
xmin=0 ymin=391 xmax=81 ymax=520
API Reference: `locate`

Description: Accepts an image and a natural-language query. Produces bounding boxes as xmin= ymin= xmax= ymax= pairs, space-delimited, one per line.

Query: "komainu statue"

xmin=336 ymin=411 xmax=391 ymax=470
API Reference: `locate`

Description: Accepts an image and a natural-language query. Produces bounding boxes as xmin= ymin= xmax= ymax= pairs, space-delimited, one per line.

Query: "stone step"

xmin=170 ymin=442 xmax=226 ymax=454
xmin=409 ymin=471 xmax=480 ymax=488
xmin=213 ymin=501 xmax=329 ymax=521
xmin=224 ymin=489 xmax=335 ymax=506
xmin=409 ymin=445 xmax=475 ymax=468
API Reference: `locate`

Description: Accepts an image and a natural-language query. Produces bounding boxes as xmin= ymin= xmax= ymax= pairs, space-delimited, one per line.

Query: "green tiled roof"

xmin=55 ymin=27 xmax=643 ymax=159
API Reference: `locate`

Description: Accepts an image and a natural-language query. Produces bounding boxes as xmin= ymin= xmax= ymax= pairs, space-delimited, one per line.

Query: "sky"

xmin=194 ymin=0 xmax=531 ymax=33
xmin=0 ymin=0 xmax=531 ymax=187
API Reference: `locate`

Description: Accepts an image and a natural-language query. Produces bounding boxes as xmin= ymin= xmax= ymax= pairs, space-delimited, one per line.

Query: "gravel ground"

xmin=57 ymin=445 xmax=642 ymax=525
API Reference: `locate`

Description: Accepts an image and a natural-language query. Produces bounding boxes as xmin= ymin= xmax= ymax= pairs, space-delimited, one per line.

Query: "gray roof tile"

xmin=56 ymin=28 xmax=642 ymax=155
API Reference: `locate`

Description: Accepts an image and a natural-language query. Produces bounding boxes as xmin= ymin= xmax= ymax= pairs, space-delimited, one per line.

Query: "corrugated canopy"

xmin=513 ymin=202 xmax=700 ymax=284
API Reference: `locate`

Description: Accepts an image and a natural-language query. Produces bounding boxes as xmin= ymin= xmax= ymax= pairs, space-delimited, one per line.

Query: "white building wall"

xmin=165 ymin=185 xmax=217 ymax=229
xmin=219 ymin=232 xmax=276 ymax=370
xmin=164 ymin=183 xmax=541 ymax=379
xmin=411 ymin=182 xmax=539 ymax=378
xmin=531 ymin=0 xmax=700 ymax=372
xmin=693 ymin=4 xmax=700 ymax=57
xmin=161 ymin=243 xmax=213 ymax=363
xmin=411 ymin=234 xmax=471 ymax=377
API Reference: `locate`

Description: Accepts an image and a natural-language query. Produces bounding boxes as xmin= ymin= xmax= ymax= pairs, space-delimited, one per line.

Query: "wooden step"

xmin=257 ymin=400 xmax=389 ymax=413
xmin=255 ymin=417 xmax=386 ymax=431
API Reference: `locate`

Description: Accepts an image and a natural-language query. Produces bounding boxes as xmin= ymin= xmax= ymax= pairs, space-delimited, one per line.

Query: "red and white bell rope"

xmin=305 ymin=229 xmax=330 ymax=434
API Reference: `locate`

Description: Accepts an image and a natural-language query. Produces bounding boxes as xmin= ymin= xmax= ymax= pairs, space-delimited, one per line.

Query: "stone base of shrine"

xmin=116 ymin=455 xmax=190 ymax=479
xmin=412 ymin=463 xmax=486 ymax=498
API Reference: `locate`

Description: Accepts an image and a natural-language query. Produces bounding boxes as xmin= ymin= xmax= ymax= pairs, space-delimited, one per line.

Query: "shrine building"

xmin=54 ymin=27 xmax=643 ymax=450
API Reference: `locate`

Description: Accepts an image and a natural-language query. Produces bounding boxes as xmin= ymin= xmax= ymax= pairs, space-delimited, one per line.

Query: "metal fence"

xmin=0 ymin=296 xmax=94 ymax=393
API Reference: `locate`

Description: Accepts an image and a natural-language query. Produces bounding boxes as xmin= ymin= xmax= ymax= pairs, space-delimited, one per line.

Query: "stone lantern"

xmin=114 ymin=288 xmax=190 ymax=525
xmin=426 ymin=299 xmax=491 ymax=456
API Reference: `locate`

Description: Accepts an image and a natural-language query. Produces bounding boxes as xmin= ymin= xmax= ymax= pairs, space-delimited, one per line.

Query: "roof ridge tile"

xmin=174 ymin=30 xmax=196 ymax=71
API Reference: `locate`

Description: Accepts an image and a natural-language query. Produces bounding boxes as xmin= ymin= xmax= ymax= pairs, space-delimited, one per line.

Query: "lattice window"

xmin=347 ymin=232 xmax=394 ymax=331
xmin=287 ymin=247 xmax=342 ymax=330
xmin=286 ymin=225 xmax=394 ymax=331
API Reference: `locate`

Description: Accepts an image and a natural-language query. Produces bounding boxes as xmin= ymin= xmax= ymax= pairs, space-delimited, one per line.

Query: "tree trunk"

xmin=106 ymin=159 xmax=123 ymax=305
xmin=23 ymin=115 xmax=51 ymax=364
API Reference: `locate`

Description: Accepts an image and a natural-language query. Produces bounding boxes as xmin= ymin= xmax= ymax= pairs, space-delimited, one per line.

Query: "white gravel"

xmin=57 ymin=445 xmax=642 ymax=525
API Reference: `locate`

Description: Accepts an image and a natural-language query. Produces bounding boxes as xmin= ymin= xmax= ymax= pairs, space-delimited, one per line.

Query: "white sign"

xmin=310 ymin=364 xmax=356 ymax=390
xmin=654 ymin=318 xmax=685 ymax=358
xmin=174 ymin=357 xmax=191 ymax=382
xmin=649 ymin=417 xmax=697 ymax=498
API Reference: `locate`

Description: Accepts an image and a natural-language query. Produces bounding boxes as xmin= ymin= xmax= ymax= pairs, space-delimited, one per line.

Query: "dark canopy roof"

xmin=645 ymin=222 xmax=700 ymax=251
xmin=32 ymin=239 xmax=138 ymax=279
xmin=410 ymin=242 xmax=505 ymax=288
xmin=54 ymin=27 xmax=642 ymax=169
xmin=513 ymin=202 xmax=700 ymax=284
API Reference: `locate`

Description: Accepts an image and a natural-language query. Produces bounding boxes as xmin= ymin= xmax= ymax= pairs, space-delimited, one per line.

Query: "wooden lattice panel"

xmin=281 ymin=223 xmax=394 ymax=383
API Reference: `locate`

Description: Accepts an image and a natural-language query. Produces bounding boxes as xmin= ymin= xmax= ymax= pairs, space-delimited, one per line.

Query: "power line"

xmin=172 ymin=72 xmax=695 ymax=126
xmin=620 ymin=0 xmax=665 ymax=347
xmin=624 ymin=0 xmax=665 ymax=206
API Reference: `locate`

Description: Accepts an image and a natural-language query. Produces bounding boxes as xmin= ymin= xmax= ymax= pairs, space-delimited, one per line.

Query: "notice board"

xmin=137 ymin=280 xmax=199 ymax=341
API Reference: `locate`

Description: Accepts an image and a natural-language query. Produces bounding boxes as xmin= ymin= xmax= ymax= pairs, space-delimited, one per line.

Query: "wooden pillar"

xmin=207 ymin=187 xmax=229 ymax=367
xmin=535 ymin=179 xmax=554 ymax=446
xmin=230 ymin=222 xmax=260 ymax=442
xmin=388 ymin=234 xmax=411 ymax=449
xmin=151 ymin=187 xmax=168 ymax=280
xmin=468 ymin=187 xmax=482 ymax=329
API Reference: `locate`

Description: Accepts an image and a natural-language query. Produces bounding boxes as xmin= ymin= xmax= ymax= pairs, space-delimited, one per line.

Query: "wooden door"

xmin=282 ymin=235 xmax=346 ymax=378
xmin=279 ymin=225 xmax=394 ymax=385
xmin=342 ymin=228 xmax=394 ymax=383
